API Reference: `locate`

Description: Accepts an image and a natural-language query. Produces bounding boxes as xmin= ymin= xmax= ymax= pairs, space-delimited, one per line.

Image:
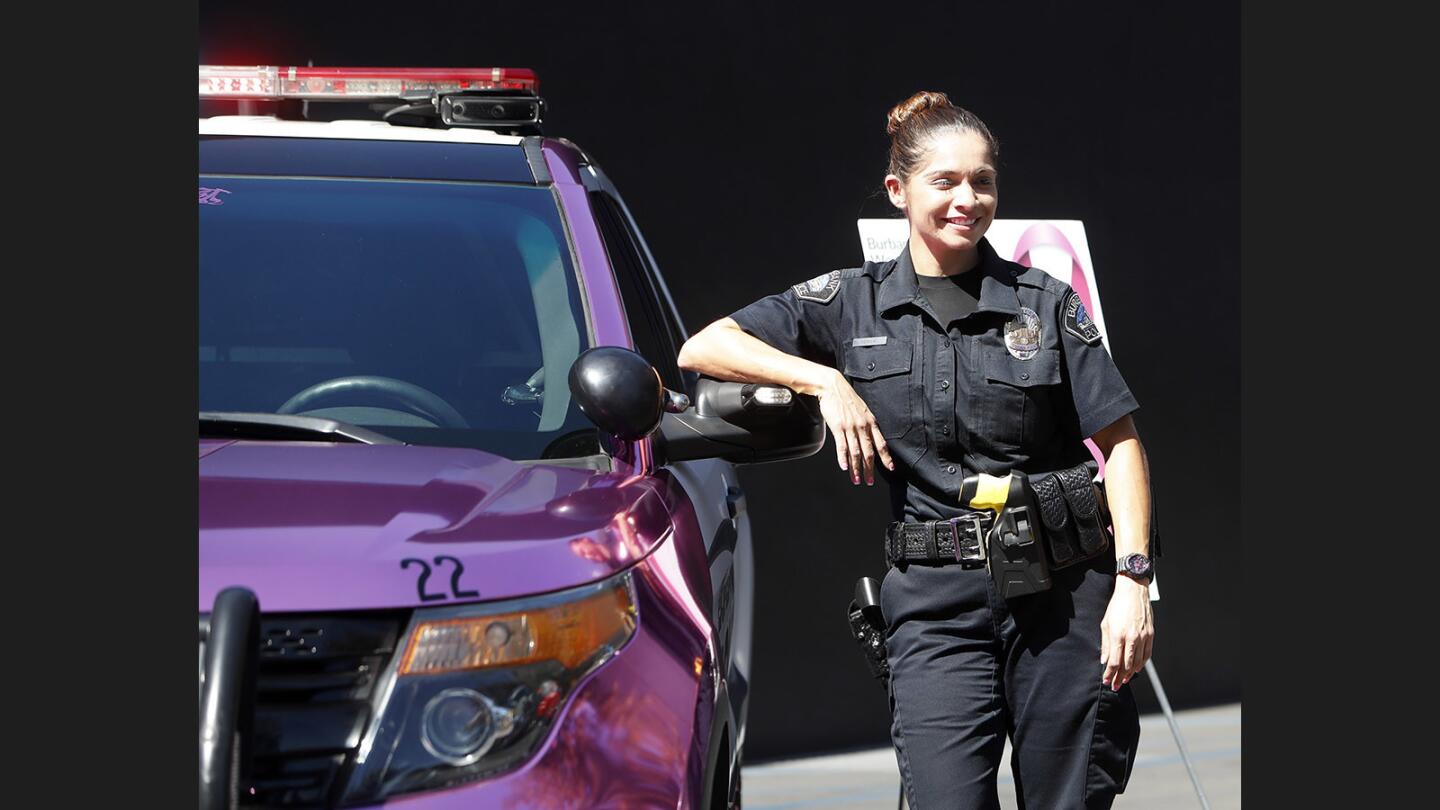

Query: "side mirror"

xmin=567 ymin=347 xmax=823 ymax=466
xmin=568 ymin=347 xmax=689 ymax=440
xmin=657 ymin=378 xmax=825 ymax=464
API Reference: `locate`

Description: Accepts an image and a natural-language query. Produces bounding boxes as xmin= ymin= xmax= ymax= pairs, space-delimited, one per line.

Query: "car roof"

xmin=198 ymin=115 xmax=565 ymax=184
xmin=199 ymin=115 xmax=526 ymax=146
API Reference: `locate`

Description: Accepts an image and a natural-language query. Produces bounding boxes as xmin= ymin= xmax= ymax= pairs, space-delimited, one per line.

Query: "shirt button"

xmin=1020 ymin=372 xmax=1030 ymax=380
xmin=867 ymin=361 xmax=875 ymax=371
xmin=940 ymin=426 xmax=950 ymax=435
xmin=939 ymin=380 xmax=950 ymax=390
xmin=946 ymin=465 xmax=956 ymax=474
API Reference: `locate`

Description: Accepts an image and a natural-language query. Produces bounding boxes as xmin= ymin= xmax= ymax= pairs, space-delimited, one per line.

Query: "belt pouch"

xmin=1030 ymin=471 xmax=1081 ymax=567
xmin=1057 ymin=461 xmax=1110 ymax=556
xmin=1030 ymin=461 xmax=1111 ymax=569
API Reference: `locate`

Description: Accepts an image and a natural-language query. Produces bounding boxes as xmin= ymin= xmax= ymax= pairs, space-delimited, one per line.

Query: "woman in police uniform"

xmin=678 ymin=92 xmax=1154 ymax=809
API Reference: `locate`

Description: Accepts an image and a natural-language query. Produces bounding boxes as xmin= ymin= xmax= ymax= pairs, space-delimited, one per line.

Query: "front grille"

xmin=200 ymin=611 xmax=406 ymax=808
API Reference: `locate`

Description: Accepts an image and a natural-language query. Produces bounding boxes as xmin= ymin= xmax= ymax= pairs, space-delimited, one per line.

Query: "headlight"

xmin=341 ymin=574 xmax=637 ymax=803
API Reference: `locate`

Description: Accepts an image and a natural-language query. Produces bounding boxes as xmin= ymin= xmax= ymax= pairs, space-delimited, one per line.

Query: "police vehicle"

xmin=198 ymin=65 xmax=823 ymax=810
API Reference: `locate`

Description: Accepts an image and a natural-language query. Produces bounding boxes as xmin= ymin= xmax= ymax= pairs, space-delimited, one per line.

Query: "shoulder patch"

xmin=791 ymin=270 xmax=843 ymax=303
xmin=1063 ymin=292 xmax=1103 ymax=345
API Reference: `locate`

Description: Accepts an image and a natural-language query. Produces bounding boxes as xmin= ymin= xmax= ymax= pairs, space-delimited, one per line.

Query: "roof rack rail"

xmin=198 ymin=66 xmax=545 ymax=134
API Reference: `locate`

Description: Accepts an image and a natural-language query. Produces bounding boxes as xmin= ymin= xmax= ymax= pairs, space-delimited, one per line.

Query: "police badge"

xmin=1004 ymin=307 xmax=1042 ymax=360
xmin=791 ymin=270 xmax=842 ymax=303
xmin=1063 ymin=292 xmax=1102 ymax=345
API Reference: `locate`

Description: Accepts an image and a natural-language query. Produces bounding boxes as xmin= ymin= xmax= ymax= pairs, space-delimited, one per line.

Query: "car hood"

xmin=199 ymin=440 xmax=674 ymax=612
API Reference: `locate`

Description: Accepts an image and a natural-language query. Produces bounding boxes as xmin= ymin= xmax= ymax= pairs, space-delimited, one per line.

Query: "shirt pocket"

xmin=843 ymin=339 xmax=914 ymax=439
xmin=977 ymin=347 xmax=1063 ymax=450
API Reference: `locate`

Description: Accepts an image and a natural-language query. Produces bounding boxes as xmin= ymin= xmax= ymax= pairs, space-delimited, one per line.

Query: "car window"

xmin=627 ymin=212 xmax=698 ymax=392
xmin=589 ymin=191 xmax=684 ymax=391
xmin=199 ymin=176 xmax=602 ymax=460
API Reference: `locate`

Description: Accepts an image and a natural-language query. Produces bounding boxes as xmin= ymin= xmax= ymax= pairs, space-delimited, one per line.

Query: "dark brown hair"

xmin=885 ymin=91 xmax=999 ymax=180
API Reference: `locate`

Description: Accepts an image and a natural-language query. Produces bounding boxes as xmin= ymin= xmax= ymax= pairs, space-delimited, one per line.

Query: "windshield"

xmin=199 ymin=175 xmax=601 ymax=461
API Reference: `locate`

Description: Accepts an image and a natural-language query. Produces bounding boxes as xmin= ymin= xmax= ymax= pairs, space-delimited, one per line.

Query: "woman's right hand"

xmin=816 ymin=369 xmax=895 ymax=486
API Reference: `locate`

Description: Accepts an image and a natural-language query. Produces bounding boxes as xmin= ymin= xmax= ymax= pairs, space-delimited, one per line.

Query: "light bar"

xmin=198 ymin=65 xmax=539 ymax=100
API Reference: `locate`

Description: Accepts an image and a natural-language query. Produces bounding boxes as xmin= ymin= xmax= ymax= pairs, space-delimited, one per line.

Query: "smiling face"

xmin=884 ymin=129 xmax=997 ymax=269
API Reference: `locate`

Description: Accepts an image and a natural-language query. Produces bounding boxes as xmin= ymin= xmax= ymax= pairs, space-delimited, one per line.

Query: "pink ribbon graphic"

xmin=1010 ymin=223 xmax=1107 ymax=476
xmin=1013 ymin=222 xmax=1096 ymax=324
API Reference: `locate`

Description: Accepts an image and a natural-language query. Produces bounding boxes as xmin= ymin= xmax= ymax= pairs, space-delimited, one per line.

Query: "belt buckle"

xmin=949 ymin=513 xmax=986 ymax=569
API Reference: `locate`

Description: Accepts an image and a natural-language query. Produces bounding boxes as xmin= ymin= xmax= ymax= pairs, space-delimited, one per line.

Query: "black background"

xmin=198 ymin=0 xmax=1238 ymax=760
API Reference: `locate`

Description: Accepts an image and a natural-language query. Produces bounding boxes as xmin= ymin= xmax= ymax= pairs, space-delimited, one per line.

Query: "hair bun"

xmin=883 ymin=90 xmax=997 ymax=180
xmin=886 ymin=91 xmax=955 ymax=136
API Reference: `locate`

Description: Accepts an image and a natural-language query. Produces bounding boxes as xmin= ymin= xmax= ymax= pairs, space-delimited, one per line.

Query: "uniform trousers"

xmin=881 ymin=552 xmax=1140 ymax=810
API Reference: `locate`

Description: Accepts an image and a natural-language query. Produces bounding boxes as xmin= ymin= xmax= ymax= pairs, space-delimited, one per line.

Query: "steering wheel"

xmin=277 ymin=375 xmax=470 ymax=429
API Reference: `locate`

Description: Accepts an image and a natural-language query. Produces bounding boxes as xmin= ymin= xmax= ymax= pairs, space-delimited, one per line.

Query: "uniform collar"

xmin=877 ymin=237 xmax=1020 ymax=317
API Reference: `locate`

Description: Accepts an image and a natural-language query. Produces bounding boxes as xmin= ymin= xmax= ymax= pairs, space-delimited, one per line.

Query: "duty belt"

xmin=885 ymin=513 xmax=994 ymax=568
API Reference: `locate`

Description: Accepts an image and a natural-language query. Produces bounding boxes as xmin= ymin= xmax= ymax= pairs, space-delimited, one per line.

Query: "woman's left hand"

xmin=1100 ymin=575 xmax=1154 ymax=691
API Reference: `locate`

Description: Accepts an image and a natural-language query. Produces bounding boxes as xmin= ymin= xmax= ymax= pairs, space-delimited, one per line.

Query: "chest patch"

xmin=1004 ymin=307 xmax=1042 ymax=360
xmin=1063 ymin=292 xmax=1103 ymax=345
xmin=791 ymin=271 xmax=842 ymax=303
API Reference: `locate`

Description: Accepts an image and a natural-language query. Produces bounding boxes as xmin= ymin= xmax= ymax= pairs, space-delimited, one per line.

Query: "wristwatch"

xmin=1116 ymin=553 xmax=1153 ymax=581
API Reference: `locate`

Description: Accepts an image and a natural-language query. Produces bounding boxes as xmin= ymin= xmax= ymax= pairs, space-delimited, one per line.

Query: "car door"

xmin=587 ymin=187 xmax=752 ymax=719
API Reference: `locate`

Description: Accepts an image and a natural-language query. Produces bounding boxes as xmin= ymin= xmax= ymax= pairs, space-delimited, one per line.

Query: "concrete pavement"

xmin=743 ymin=702 xmax=1241 ymax=809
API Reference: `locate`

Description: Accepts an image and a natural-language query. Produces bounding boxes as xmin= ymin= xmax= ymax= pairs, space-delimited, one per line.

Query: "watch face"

xmin=1124 ymin=555 xmax=1151 ymax=576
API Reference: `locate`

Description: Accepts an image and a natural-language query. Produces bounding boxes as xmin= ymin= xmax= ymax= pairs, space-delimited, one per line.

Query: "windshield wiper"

xmin=199 ymin=412 xmax=403 ymax=445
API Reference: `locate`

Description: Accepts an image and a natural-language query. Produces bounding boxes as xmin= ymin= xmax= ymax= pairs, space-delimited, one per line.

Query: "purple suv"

xmin=198 ymin=66 xmax=822 ymax=810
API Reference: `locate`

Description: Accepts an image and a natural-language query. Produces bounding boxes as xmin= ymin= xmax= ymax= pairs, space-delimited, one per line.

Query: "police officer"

xmin=678 ymin=91 xmax=1154 ymax=809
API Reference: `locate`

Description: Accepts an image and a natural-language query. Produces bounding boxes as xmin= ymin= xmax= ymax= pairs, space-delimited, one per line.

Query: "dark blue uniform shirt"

xmin=729 ymin=237 xmax=1138 ymax=522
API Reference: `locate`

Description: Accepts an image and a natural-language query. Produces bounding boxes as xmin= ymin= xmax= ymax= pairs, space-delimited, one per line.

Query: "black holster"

xmin=983 ymin=474 xmax=1052 ymax=600
xmin=1028 ymin=459 xmax=1113 ymax=570
xmin=846 ymin=577 xmax=890 ymax=683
